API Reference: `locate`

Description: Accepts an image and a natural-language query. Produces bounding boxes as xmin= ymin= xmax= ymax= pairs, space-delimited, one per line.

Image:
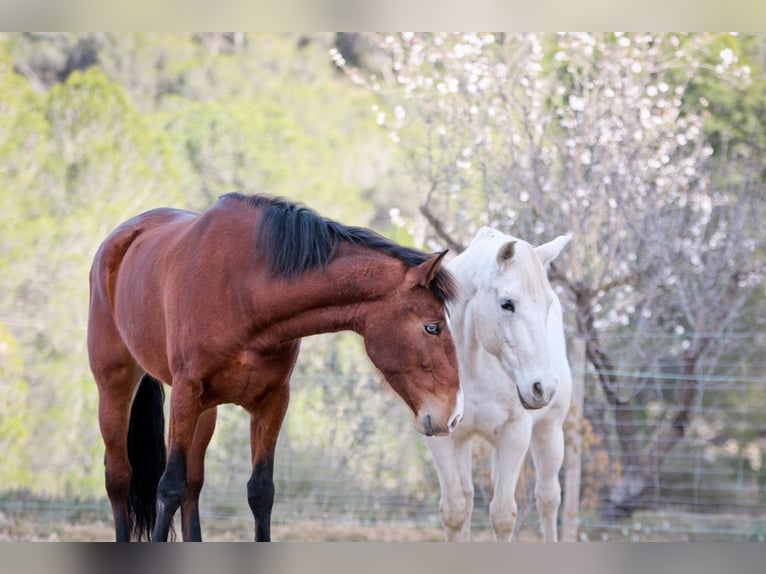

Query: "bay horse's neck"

xmin=252 ymin=246 xmax=404 ymax=346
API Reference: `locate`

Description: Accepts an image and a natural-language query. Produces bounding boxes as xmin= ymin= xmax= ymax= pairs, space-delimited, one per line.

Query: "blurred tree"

xmin=161 ymin=96 xmax=374 ymax=220
xmin=0 ymin=323 xmax=31 ymax=489
xmin=0 ymin=54 xmax=185 ymax=493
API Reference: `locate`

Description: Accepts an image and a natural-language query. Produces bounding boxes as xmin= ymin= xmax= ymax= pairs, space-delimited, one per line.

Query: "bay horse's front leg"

xmin=152 ymin=379 xmax=203 ymax=542
xmin=180 ymin=407 xmax=218 ymax=541
xmin=247 ymin=384 xmax=290 ymax=542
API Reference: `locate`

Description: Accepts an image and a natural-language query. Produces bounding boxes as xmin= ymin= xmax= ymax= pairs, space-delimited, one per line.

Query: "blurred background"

xmin=0 ymin=32 xmax=764 ymax=541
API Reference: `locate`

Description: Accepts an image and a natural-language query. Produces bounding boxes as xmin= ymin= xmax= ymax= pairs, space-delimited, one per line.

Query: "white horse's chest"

xmin=455 ymin=355 xmax=527 ymax=440
xmin=463 ymin=400 xmax=520 ymax=440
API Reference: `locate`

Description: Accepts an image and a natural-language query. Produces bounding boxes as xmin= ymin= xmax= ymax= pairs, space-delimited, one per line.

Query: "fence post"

xmin=561 ymin=336 xmax=586 ymax=542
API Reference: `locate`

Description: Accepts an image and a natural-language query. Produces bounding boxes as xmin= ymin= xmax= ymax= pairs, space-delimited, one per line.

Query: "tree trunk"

xmin=571 ymin=284 xmax=702 ymax=519
xmin=602 ymin=361 xmax=701 ymax=518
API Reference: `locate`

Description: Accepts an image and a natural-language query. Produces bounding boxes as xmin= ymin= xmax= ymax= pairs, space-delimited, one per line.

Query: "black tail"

xmin=127 ymin=373 xmax=167 ymax=541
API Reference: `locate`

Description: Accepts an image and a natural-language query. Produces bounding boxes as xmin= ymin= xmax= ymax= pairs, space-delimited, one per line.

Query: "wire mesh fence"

xmin=193 ymin=333 xmax=766 ymax=541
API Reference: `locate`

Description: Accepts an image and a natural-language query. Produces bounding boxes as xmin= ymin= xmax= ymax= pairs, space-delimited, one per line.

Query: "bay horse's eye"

xmin=424 ymin=323 xmax=442 ymax=336
xmin=501 ymin=299 xmax=516 ymax=313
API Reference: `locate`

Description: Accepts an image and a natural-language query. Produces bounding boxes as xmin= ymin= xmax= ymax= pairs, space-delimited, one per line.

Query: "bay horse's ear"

xmin=496 ymin=240 xmax=516 ymax=270
xmin=408 ymin=249 xmax=449 ymax=288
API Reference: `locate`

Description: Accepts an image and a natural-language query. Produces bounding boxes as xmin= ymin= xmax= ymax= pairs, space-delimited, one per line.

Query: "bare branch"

xmin=419 ymin=203 xmax=466 ymax=253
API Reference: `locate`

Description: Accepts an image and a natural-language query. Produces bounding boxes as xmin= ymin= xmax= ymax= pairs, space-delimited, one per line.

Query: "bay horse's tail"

xmin=127 ymin=373 xmax=167 ymax=541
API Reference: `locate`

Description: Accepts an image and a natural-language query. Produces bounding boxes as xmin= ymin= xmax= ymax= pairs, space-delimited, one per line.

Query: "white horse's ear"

xmin=496 ymin=240 xmax=516 ymax=269
xmin=535 ymin=234 xmax=571 ymax=268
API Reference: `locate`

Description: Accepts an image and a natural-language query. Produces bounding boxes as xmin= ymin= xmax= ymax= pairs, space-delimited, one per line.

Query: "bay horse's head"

xmin=361 ymin=251 xmax=464 ymax=437
xmin=454 ymin=228 xmax=570 ymax=410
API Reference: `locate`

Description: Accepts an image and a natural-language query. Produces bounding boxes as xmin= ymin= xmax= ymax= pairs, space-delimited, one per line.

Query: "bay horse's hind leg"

xmin=180 ymin=407 xmax=218 ymax=541
xmin=89 ymin=296 xmax=143 ymax=541
xmin=94 ymin=361 xmax=141 ymax=541
xmin=247 ymin=383 xmax=290 ymax=542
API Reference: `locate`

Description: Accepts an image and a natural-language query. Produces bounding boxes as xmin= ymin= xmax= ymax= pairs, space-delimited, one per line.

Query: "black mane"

xmin=221 ymin=192 xmax=457 ymax=304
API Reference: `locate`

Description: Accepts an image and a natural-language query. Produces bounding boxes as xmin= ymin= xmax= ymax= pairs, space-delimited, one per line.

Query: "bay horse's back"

xmin=88 ymin=208 xmax=196 ymax=378
xmin=89 ymin=208 xmax=194 ymax=324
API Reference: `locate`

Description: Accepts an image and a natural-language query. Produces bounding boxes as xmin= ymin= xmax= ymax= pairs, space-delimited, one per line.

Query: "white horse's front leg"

xmin=529 ymin=420 xmax=565 ymax=542
xmin=426 ymin=435 xmax=474 ymax=541
xmin=489 ymin=418 xmax=532 ymax=541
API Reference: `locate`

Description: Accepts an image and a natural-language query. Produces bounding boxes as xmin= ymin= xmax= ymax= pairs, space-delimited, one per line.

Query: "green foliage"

xmin=0 ymin=324 xmax=31 ymax=488
xmin=162 ymin=97 xmax=370 ymax=220
xmin=2 ymin=65 xmax=187 ymax=495
xmin=680 ymin=33 xmax=766 ymax=158
xmin=0 ymin=44 xmax=49 ymax=297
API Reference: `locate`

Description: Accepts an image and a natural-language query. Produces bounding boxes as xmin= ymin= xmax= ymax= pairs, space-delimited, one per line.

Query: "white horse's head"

xmin=452 ymin=227 xmax=570 ymax=410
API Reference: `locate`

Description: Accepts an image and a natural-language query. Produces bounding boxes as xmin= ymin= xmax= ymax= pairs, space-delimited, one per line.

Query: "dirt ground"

xmin=0 ymin=514 xmax=503 ymax=542
xmin=5 ymin=504 xmax=756 ymax=542
xmin=4 ymin=511 xmax=760 ymax=542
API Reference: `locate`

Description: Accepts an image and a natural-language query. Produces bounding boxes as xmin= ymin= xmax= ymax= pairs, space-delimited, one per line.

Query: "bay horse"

xmin=425 ymin=227 xmax=571 ymax=541
xmin=87 ymin=192 xmax=464 ymax=542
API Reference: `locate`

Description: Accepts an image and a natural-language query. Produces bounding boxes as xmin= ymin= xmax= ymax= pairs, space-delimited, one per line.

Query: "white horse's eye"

xmin=500 ymin=299 xmax=516 ymax=313
xmin=424 ymin=323 xmax=442 ymax=335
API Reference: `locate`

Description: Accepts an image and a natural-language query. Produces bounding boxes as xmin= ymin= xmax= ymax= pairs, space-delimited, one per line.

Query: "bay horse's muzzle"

xmin=422 ymin=414 xmax=448 ymax=437
xmin=418 ymin=391 xmax=464 ymax=436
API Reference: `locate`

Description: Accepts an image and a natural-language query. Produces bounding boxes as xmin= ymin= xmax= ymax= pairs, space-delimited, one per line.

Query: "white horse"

xmin=425 ymin=227 xmax=572 ymax=541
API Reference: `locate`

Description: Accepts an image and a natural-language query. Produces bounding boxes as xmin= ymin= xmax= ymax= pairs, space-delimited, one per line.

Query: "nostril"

xmin=449 ymin=413 xmax=462 ymax=431
xmin=423 ymin=414 xmax=434 ymax=436
xmin=532 ymin=381 xmax=544 ymax=399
